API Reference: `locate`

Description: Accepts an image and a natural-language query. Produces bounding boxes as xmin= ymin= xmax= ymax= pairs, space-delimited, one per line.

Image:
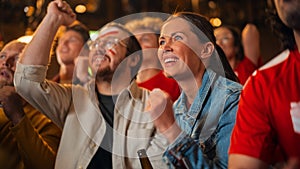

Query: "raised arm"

xmin=14 ymin=0 xmax=76 ymax=127
xmin=242 ymin=24 xmax=261 ymax=66
xmin=147 ymin=88 xmax=241 ymax=169
xmin=20 ymin=0 xmax=76 ymax=65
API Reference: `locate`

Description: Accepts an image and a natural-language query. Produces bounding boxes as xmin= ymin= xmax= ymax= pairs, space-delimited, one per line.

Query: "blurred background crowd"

xmin=0 ymin=0 xmax=280 ymax=78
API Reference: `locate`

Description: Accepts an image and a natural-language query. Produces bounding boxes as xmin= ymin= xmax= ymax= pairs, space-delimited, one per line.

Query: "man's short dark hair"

xmin=66 ymin=22 xmax=90 ymax=43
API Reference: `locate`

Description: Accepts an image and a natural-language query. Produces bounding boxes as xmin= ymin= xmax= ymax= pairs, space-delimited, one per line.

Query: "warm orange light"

xmin=86 ymin=3 xmax=98 ymax=13
xmin=24 ymin=6 xmax=35 ymax=17
xmin=75 ymin=4 xmax=87 ymax=14
xmin=208 ymin=1 xmax=217 ymax=9
xmin=210 ymin=18 xmax=222 ymax=27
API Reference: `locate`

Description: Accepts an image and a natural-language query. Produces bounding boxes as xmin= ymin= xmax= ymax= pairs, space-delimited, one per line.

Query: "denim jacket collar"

xmin=173 ymin=69 xmax=217 ymax=134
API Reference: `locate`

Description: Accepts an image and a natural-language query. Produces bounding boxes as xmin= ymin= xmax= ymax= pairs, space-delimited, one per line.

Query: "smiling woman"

xmin=147 ymin=12 xmax=242 ymax=169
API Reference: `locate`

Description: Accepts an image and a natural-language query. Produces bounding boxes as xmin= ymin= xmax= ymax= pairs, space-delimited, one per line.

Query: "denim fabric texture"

xmin=163 ymin=69 xmax=242 ymax=169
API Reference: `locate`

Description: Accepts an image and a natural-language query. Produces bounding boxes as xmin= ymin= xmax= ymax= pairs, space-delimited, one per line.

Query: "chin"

xmin=163 ymin=71 xmax=173 ymax=78
xmin=0 ymin=80 xmax=12 ymax=88
xmin=165 ymin=71 xmax=177 ymax=78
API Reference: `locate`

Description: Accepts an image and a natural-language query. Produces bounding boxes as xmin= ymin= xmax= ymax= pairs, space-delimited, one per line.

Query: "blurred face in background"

xmin=133 ymin=29 xmax=159 ymax=49
xmin=0 ymin=41 xmax=25 ymax=86
xmin=133 ymin=29 xmax=160 ymax=68
xmin=56 ymin=30 xmax=85 ymax=65
xmin=214 ymin=27 xmax=237 ymax=61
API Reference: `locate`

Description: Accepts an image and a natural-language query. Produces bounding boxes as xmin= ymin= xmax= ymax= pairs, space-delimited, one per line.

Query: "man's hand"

xmin=47 ymin=0 xmax=76 ymax=26
xmin=0 ymin=86 xmax=25 ymax=125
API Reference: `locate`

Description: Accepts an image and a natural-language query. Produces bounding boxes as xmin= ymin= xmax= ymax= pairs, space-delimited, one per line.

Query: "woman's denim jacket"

xmin=163 ymin=69 xmax=242 ymax=169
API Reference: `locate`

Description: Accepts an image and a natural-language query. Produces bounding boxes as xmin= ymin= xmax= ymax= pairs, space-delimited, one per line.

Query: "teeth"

xmin=96 ymin=57 xmax=104 ymax=62
xmin=164 ymin=58 xmax=178 ymax=63
xmin=94 ymin=57 xmax=105 ymax=64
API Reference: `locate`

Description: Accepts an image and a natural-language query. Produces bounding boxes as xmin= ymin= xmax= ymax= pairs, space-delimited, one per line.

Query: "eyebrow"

xmin=0 ymin=52 xmax=19 ymax=58
xmin=59 ymin=36 xmax=81 ymax=41
xmin=160 ymin=31 xmax=184 ymax=38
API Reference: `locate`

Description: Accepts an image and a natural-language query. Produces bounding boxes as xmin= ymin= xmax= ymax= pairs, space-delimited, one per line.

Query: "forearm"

xmin=20 ymin=14 xmax=61 ymax=66
xmin=11 ymin=115 xmax=61 ymax=169
xmin=242 ymin=24 xmax=260 ymax=66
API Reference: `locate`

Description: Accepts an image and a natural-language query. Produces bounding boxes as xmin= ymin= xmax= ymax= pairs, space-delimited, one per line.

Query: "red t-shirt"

xmin=229 ymin=49 xmax=300 ymax=165
xmin=137 ymin=70 xmax=180 ymax=102
xmin=234 ymin=56 xmax=259 ymax=85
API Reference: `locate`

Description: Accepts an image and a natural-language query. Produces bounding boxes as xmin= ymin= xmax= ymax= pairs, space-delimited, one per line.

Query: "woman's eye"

xmin=173 ymin=35 xmax=183 ymax=41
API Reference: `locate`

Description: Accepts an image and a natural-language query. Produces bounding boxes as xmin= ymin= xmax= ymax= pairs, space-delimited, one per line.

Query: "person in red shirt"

xmin=229 ymin=0 xmax=300 ymax=168
xmin=125 ymin=16 xmax=180 ymax=102
xmin=214 ymin=24 xmax=261 ymax=85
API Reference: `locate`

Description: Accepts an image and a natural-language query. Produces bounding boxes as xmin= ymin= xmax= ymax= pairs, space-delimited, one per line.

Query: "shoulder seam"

xmin=259 ymin=50 xmax=290 ymax=71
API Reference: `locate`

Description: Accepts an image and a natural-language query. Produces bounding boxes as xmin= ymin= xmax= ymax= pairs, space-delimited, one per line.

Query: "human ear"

xmin=128 ymin=54 xmax=141 ymax=67
xmin=200 ymin=42 xmax=214 ymax=59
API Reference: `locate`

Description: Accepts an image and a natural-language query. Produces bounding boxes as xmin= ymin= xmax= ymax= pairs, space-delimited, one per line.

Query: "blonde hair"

xmin=125 ymin=17 xmax=163 ymax=34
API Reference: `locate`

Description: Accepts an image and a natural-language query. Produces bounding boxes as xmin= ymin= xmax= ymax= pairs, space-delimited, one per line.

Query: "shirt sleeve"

xmin=10 ymin=110 xmax=61 ymax=169
xmin=229 ymin=74 xmax=276 ymax=164
xmin=14 ymin=62 xmax=73 ymax=128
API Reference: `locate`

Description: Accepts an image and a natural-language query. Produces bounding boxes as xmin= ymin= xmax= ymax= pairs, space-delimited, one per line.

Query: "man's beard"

xmin=285 ymin=10 xmax=300 ymax=29
xmin=95 ymin=58 xmax=125 ymax=83
xmin=96 ymin=67 xmax=114 ymax=82
xmin=0 ymin=79 xmax=12 ymax=88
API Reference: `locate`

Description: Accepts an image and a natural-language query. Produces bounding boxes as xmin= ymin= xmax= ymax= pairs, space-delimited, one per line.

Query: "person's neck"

xmin=95 ymin=75 xmax=131 ymax=96
xmin=59 ymin=64 xmax=75 ymax=83
xmin=96 ymin=81 xmax=114 ymax=96
xmin=136 ymin=69 xmax=161 ymax=83
xmin=228 ymin=57 xmax=238 ymax=70
xmin=176 ymin=70 xmax=204 ymax=109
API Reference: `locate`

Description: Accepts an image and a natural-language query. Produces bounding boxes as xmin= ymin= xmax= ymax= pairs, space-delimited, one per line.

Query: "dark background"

xmin=0 ymin=0 xmax=282 ymax=77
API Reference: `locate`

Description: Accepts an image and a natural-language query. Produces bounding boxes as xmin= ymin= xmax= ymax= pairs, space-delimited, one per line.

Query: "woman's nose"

xmin=160 ymin=38 xmax=173 ymax=51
